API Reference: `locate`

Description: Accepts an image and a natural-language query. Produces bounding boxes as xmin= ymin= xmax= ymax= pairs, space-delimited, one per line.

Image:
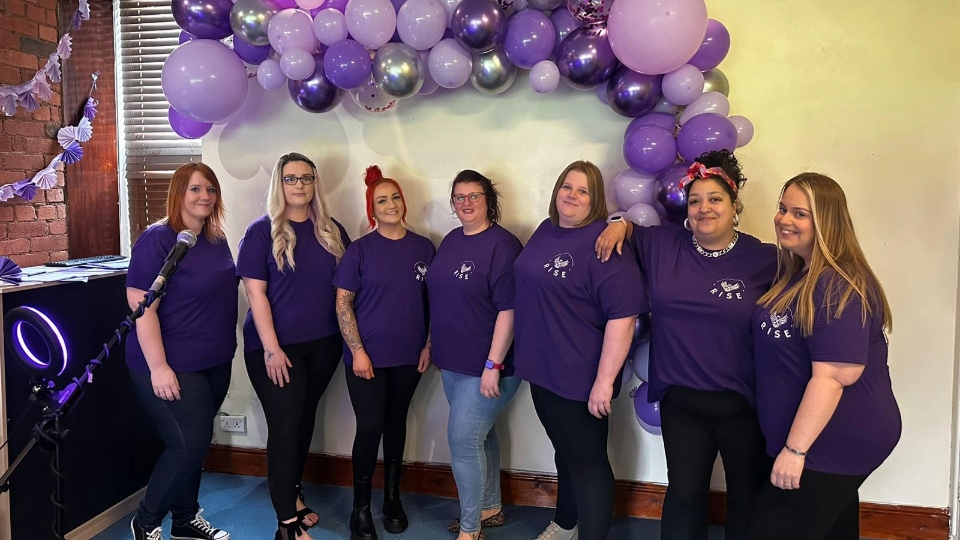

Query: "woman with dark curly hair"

xmin=596 ymin=150 xmax=778 ymax=540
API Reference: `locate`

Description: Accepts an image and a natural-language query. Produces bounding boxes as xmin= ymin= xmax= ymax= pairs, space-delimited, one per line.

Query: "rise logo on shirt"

xmin=709 ymin=278 xmax=746 ymax=300
xmin=759 ymin=308 xmax=794 ymax=339
xmin=414 ymin=262 xmax=429 ymax=281
xmin=543 ymin=253 xmax=574 ymax=279
xmin=454 ymin=261 xmax=475 ymax=280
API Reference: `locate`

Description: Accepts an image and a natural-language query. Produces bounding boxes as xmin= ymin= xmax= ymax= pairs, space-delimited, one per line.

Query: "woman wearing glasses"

xmin=237 ymin=153 xmax=350 ymax=540
xmin=426 ymin=170 xmax=523 ymax=540
xmin=334 ymin=165 xmax=435 ymax=540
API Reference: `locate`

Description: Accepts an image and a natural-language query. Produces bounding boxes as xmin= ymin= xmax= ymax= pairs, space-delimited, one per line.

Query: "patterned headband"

xmin=678 ymin=162 xmax=738 ymax=194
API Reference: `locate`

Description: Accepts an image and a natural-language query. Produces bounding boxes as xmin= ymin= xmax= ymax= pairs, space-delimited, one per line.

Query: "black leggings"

xmin=245 ymin=335 xmax=343 ymax=521
xmin=530 ymin=384 xmax=614 ymax=540
xmin=659 ymin=386 xmax=769 ymax=540
xmin=344 ymin=364 xmax=422 ymax=479
xmin=749 ymin=468 xmax=867 ymax=540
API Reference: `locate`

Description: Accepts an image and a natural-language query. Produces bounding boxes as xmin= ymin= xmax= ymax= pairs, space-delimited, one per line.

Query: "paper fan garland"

xmin=57 ymin=34 xmax=73 ymax=60
xmin=84 ymin=98 xmax=98 ymax=121
xmin=13 ymin=180 xmax=37 ymax=202
xmin=0 ymin=184 xmax=13 ymax=202
xmin=45 ymin=54 xmax=62 ymax=83
xmin=19 ymin=92 xmax=39 ymax=113
xmin=0 ymin=94 xmax=15 ymax=117
xmin=59 ymin=142 xmax=83 ymax=165
xmin=57 ymin=117 xmax=92 ymax=148
xmin=75 ymin=116 xmax=92 ymax=142
xmin=0 ymin=257 xmax=23 ymax=285
xmin=33 ymin=74 xmax=53 ymax=102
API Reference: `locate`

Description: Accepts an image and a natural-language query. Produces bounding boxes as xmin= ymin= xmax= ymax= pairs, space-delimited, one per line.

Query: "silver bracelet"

xmin=784 ymin=443 xmax=807 ymax=457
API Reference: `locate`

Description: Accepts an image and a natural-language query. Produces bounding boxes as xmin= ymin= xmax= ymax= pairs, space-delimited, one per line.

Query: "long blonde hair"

xmin=758 ymin=173 xmax=892 ymax=336
xmin=267 ymin=153 xmax=345 ymax=271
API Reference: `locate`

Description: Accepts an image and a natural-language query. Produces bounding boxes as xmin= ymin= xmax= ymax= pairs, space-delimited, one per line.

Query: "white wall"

xmin=201 ymin=0 xmax=960 ymax=509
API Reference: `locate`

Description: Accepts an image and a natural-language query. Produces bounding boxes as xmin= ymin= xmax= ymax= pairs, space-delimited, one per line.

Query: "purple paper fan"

xmin=57 ymin=34 xmax=73 ymax=60
xmin=32 ymin=163 xmax=59 ymax=188
xmin=33 ymin=74 xmax=53 ymax=101
xmin=0 ymin=94 xmax=15 ymax=116
xmin=19 ymin=92 xmax=39 ymax=113
xmin=60 ymin=142 xmax=83 ymax=164
xmin=72 ymin=10 xmax=81 ymax=30
xmin=45 ymin=54 xmax=62 ymax=83
xmin=84 ymin=98 xmax=98 ymax=121
xmin=0 ymin=184 xmax=14 ymax=202
xmin=0 ymin=256 xmax=23 ymax=285
xmin=75 ymin=116 xmax=92 ymax=142
xmin=13 ymin=179 xmax=37 ymax=201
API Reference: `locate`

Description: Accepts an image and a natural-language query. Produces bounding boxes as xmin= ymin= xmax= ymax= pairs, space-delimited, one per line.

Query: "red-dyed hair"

xmin=364 ymin=165 xmax=408 ymax=229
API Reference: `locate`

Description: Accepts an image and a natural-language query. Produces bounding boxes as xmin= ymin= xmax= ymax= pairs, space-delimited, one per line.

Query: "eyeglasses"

xmin=282 ymin=174 xmax=316 ymax=185
xmin=452 ymin=192 xmax=485 ymax=204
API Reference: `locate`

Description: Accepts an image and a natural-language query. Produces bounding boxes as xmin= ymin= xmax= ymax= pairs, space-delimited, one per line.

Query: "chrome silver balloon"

xmin=701 ymin=68 xmax=730 ymax=97
xmin=373 ymin=43 xmax=425 ymax=99
xmin=470 ymin=47 xmax=516 ymax=95
xmin=230 ymin=0 xmax=281 ymax=47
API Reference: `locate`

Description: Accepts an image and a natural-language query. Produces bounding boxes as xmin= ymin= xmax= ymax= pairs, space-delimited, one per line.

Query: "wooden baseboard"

xmin=204 ymin=445 xmax=949 ymax=540
xmin=65 ymin=487 xmax=145 ymax=540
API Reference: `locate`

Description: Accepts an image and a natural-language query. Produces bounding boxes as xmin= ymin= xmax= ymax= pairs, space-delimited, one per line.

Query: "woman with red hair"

xmin=333 ymin=166 xmax=435 ymax=540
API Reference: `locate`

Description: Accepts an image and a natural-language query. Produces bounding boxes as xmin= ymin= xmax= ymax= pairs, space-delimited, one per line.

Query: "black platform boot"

xmin=382 ymin=459 xmax=408 ymax=534
xmin=350 ymin=476 xmax=378 ymax=540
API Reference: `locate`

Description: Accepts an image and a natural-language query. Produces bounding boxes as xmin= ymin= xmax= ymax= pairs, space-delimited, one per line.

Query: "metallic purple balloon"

xmin=549 ymin=8 xmax=581 ymax=59
xmin=451 ymin=0 xmax=506 ymax=53
xmin=654 ymin=162 xmax=689 ymax=225
xmin=605 ymin=66 xmax=662 ymax=118
xmin=288 ymin=53 xmax=344 ymax=113
xmin=566 ymin=0 xmax=612 ymax=25
xmin=172 ymin=0 xmax=234 ymax=39
xmin=556 ymin=24 xmax=619 ymax=90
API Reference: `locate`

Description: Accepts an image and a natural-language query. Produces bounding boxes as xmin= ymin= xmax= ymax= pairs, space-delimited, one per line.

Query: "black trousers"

xmin=749 ymin=468 xmax=867 ymax=540
xmin=245 ymin=335 xmax=343 ymax=521
xmin=659 ymin=386 xmax=770 ymax=540
xmin=530 ymin=384 xmax=614 ymax=540
xmin=345 ymin=364 xmax=422 ymax=479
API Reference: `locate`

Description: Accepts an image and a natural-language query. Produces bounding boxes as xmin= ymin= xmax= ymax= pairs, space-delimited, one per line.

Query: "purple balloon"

xmin=625 ymin=112 xmax=676 ymax=139
xmin=503 ymin=10 xmax=555 ymax=69
xmin=172 ymin=0 xmax=234 ymax=39
xmin=321 ymin=0 xmax=348 ymax=10
xmin=566 ymin=0 xmax=612 ymax=24
xmin=179 ymin=31 xmax=197 ymax=44
xmin=605 ymin=66 xmax=662 ymax=118
xmin=635 ymin=312 xmax=651 ymax=344
xmin=168 ymin=107 xmax=213 ymax=139
xmin=661 ymin=63 xmax=704 ymax=106
xmin=595 ymin=82 xmax=608 ymax=104
xmin=162 ymin=40 xmax=249 ymax=123
xmin=556 ymin=24 xmax=618 ymax=90
xmin=288 ymin=52 xmax=344 ymax=112
xmin=625 ymin=202 xmax=661 ymax=228
xmin=451 ymin=0 xmax=506 ymax=53
xmin=612 ymin=169 xmax=656 ymax=209
xmin=729 ymin=115 xmax=754 ymax=147
xmin=654 ymin=162 xmax=689 ymax=225
xmin=623 ymin=125 xmax=676 ymax=175
xmin=688 ymin=19 xmax=730 ymax=71
xmin=676 ymin=112 xmax=737 ymax=161
xmin=234 ymin=38 xmax=273 ymax=64
xmin=275 ymin=0 xmax=299 ymax=6
xmin=633 ymin=382 xmax=660 ymax=428
xmin=323 ymin=39 xmax=373 ymax=89
xmin=549 ymin=8 xmax=581 ymax=59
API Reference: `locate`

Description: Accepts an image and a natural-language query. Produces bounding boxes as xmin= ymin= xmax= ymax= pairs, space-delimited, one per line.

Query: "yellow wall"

xmin=202 ymin=0 xmax=960 ymax=507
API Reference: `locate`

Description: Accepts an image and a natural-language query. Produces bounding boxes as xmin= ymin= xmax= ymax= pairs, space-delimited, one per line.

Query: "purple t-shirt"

xmin=125 ymin=224 xmax=239 ymax=372
xmin=632 ymin=223 xmax=777 ymax=405
xmin=753 ymin=271 xmax=901 ymax=475
xmin=236 ymin=215 xmax=351 ymax=352
xmin=331 ymin=230 xmax=436 ymax=368
xmin=427 ymin=224 xmax=522 ymax=377
xmin=514 ymin=219 xmax=648 ymax=402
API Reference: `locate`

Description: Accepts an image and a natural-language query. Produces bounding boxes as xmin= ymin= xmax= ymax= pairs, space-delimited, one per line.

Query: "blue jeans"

xmin=130 ymin=362 xmax=231 ymax=529
xmin=441 ymin=370 xmax=521 ymax=533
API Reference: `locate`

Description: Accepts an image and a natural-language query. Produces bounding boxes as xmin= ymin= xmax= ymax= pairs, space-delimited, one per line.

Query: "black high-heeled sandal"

xmin=295 ymin=483 xmax=319 ymax=529
xmin=275 ymin=519 xmax=303 ymax=540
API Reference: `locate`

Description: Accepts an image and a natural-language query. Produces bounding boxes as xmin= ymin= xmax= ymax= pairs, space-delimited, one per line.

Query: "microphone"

xmin=148 ymin=230 xmax=198 ymax=294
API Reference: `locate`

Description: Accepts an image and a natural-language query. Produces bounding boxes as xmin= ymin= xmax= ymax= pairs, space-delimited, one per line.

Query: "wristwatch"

xmin=608 ymin=214 xmax=626 ymax=226
xmin=484 ymin=359 xmax=505 ymax=371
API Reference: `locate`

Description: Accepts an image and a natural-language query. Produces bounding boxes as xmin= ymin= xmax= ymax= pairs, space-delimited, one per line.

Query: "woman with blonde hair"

xmin=514 ymin=160 xmax=647 ymax=540
xmin=127 ymin=162 xmax=236 ymax=540
xmin=749 ymin=173 xmax=900 ymax=540
xmin=237 ymin=153 xmax=349 ymax=540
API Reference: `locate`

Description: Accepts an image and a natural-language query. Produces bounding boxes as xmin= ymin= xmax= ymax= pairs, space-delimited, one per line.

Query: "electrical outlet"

xmin=219 ymin=415 xmax=246 ymax=433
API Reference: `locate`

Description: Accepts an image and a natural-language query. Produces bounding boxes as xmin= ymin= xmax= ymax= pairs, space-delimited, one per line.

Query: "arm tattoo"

xmin=336 ymin=290 xmax=364 ymax=352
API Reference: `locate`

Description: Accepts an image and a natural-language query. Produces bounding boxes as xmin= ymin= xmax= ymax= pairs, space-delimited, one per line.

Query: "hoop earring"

xmin=733 ymin=214 xmax=740 ymax=227
xmin=683 ymin=218 xmax=691 ymax=231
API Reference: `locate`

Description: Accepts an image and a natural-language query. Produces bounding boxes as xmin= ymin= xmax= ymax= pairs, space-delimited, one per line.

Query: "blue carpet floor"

xmin=92 ymin=472 xmax=874 ymax=540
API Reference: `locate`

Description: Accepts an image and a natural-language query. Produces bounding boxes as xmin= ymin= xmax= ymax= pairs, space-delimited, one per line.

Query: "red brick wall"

xmin=0 ymin=0 xmax=68 ymax=267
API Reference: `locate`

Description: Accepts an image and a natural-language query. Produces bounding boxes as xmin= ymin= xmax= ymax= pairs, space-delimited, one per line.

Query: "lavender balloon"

xmin=234 ymin=38 xmax=273 ymax=64
xmin=632 ymin=339 xmax=650 ymax=381
xmin=280 ymin=47 xmax=317 ymax=79
xmin=654 ymin=162 xmax=689 ymax=225
xmin=661 ymin=64 xmax=704 ymax=106
xmin=625 ymin=203 xmax=661 ymax=228
xmin=556 ymin=24 xmax=618 ymax=90
xmin=168 ymin=107 xmax=213 ymax=139
xmin=623 ymin=125 xmax=676 ymax=175
xmin=268 ymin=9 xmax=318 ymax=53
xmin=605 ymin=67 xmax=662 ymax=118
xmin=161 ymin=39 xmax=249 ymax=123
xmin=612 ymin=169 xmax=656 ymax=209
xmin=729 ymin=115 xmax=754 ymax=147
xmin=450 ymin=0 xmax=506 ymax=53
xmin=625 ymin=112 xmax=677 ymax=139
xmin=503 ymin=9 xmax=555 ymax=69
xmin=313 ymin=8 xmax=348 ymax=45
xmin=596 ymin=82 xmax=608 ymax=104
xmin=678 ymin=91 xmax=729 ymax=125
xmin=428 ymin=37 xmax=473 ymax=88
xmin=634 ymin=382 xmax=661 ymax=428
xmin=527 ymin=0 xmax=562 ymax=10
xmin=529 ymin=59 xmax=559 ymax=94
xmin=345 ymin=0 xmax=397 ymax=49
xmin=257 ymin=58 xmax=287 ymax=89
xmin=566 ymin=0 xmax=612 ymax=24
xmin=549 ymin=8 xmax=581 ymax=58
xmin=324 ymin=39 xmax=373 ymax=89
xmin=289 ymin=53 xmax=344 ymax=112
xmin=397 ymin=0 xmax=446 ymax=50
xmin=172 ymin=0 xmax=234 ymax=39
xmin=688 ymin=19 xmax=731 ymax=71
xmin=676 ymin=112 xmax=737 ymax=161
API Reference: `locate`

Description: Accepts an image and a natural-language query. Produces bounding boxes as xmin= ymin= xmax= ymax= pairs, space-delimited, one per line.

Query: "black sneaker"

xmin=171 ymin=509 xmax=230 ymax=540
xmin=131 ymin=516 xmax=163 ymax=540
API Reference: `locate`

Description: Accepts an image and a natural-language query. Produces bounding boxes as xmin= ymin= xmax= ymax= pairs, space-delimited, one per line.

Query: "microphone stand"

xmin=0 ymin=281 xmax=171 ymax=539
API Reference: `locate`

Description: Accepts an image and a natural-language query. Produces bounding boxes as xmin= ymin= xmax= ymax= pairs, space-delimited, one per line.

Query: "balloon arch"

xmin=162 ymin=0 xmax=755 ymax=433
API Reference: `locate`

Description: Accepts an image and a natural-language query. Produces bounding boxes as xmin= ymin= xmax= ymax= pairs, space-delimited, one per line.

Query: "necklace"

xmin=692 ymin=232 xmax=739 ymax=258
